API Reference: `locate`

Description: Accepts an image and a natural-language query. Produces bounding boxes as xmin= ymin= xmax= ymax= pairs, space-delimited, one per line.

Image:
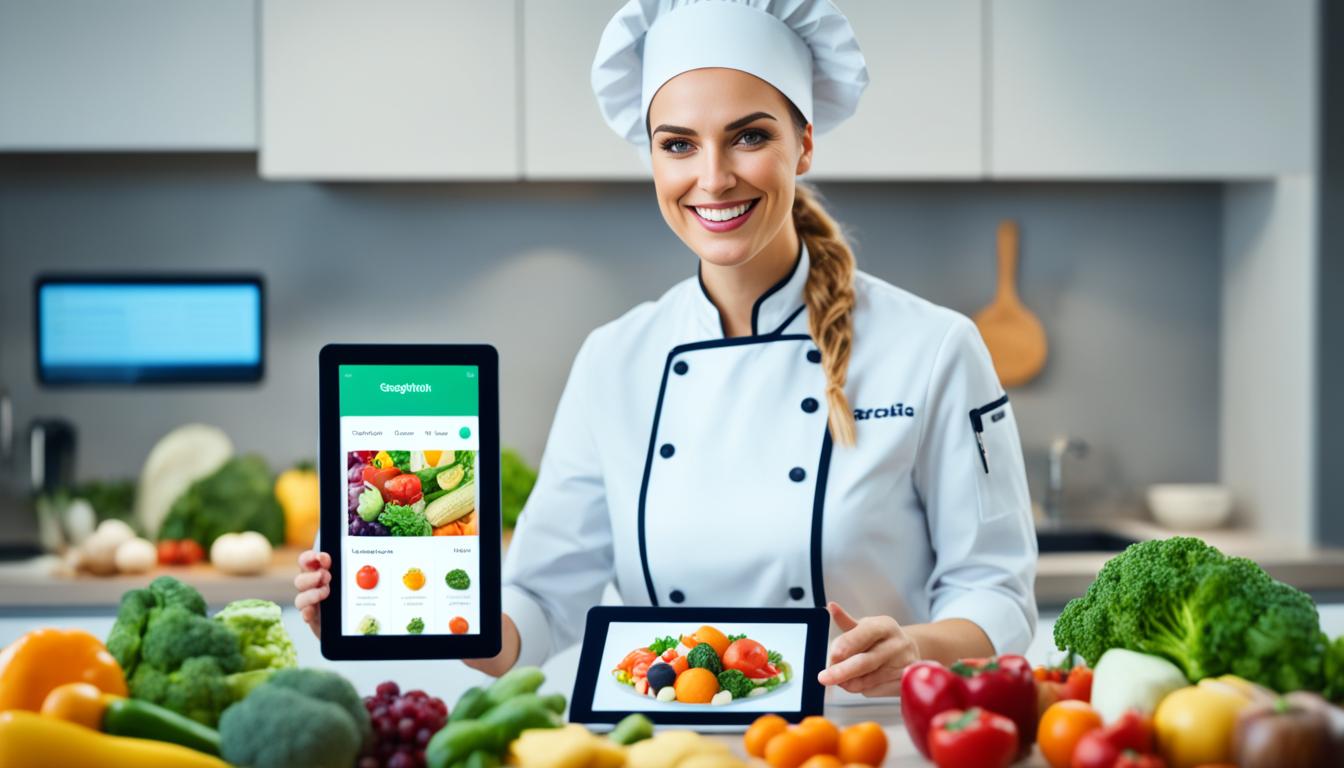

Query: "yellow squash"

xmin=0 ymin=628 xmax=127 ymax=712
xmin=275 ymin=464 xmax=319 ymax=547
xmin=0 ymin=710 xmax=230 ymax=768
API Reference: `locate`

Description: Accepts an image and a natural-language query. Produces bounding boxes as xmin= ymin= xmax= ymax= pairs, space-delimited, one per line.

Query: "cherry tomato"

xmin=723 ymin=638 xmax=770 ymax=676
xmin=1064 ymin=666 xmax=1094 ymax=702
xmin=356 ymin=564 xmax=379 ymax=589
xmin=179 ymin=539 xmax=205 ymax=564
xmin=157 ymin=540 xmax=182 ymax=565
xmin=449 ymin=616 xmax=469 ymax=634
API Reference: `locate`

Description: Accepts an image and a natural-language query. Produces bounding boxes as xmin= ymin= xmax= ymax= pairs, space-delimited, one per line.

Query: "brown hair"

xmin=793 ymin=182 xmax=858 ymax=447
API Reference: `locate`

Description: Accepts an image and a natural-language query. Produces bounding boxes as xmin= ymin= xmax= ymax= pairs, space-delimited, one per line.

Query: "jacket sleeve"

xmin=913 ymin=315 xmax=1038 ymax=654
xmin=502 ymin=332 xmax=614 ymax=667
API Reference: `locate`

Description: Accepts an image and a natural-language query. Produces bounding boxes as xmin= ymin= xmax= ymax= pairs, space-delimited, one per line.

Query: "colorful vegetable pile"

xmin=612 ymin=625 xmax=792 ymax=705
xmin=349 ymin=450 xmax=477 ymax=537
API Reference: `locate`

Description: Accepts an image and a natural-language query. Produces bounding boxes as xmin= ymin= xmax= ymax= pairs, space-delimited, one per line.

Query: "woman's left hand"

xmin=816 ymin=601 xmax=919 ymax=696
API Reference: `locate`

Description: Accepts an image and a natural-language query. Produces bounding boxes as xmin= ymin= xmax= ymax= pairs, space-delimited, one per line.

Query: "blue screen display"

xmin=38 ymin=281 xmax=262 ymax=383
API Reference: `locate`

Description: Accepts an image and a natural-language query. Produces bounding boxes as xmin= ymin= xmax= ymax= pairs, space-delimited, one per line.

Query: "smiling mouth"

xmin=688 ymin=198 xmax=759 ymax=223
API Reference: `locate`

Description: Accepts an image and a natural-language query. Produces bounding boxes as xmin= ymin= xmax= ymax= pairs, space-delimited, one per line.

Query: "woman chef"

xmin=296 ymin=0 xmax=1037 ymax=698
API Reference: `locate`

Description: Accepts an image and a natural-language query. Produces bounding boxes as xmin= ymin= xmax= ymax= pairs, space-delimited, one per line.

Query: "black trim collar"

xmin=694 ymin=241 xmax=810 ymax=338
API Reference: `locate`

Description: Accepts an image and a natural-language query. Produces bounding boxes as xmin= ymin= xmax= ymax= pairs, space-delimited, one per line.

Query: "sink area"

xmin=1036 ymin=527 xmax=1137 ymax=553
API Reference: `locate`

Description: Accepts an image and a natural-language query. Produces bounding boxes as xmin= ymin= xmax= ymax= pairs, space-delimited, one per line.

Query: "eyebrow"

xmin=651 ymin=111 xmax=778 ymax=137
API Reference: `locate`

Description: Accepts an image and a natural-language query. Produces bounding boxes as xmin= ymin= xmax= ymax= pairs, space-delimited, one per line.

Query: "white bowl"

xmin=1146 ymin=484 xmax=1233 ymax=530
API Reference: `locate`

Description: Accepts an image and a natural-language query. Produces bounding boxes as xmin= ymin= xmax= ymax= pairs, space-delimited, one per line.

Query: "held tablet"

xmin=319 ymin=344 xmax=501 ymax=660
xmin=570 ymin=607 xmax=828 ymax=731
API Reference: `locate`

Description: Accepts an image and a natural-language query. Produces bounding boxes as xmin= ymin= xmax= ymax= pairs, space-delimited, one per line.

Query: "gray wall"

xmin=0 ymin=155 xmax=1222 ymax=521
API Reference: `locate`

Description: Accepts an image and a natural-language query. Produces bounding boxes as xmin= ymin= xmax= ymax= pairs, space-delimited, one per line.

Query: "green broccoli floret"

xmin=213 ymin=599 xmax=298 ymax=672
xmin=717 ymin=670 xmax=754 ymax=699
xmin=446 ymin=568 xmax=471 ymax=590
xmin=141 ymin=605 xmax=243 ymax=673
xmin=266 ymin=668 xmax=372 ymax=747
xmin=1055 ymin=537 xmax=1329 ymax=693
xmin=130 ymin=656 xmax=237 ymax=726
xmin=1324 ymin=635 xmax=1344 ymax=702
xmin=148 ymin=573 xmax=209 ymax=614
xmin=106 ymin=587 xmax=156 ymax=674
xmin=378 ymin=502 xmax=432 ymax=536
xmin=407 ymin=617 xmax=425 ymax=635
xmin=219 ymin=684 xmax=361 ymax=768
xmin=687 ymin=643 xmax=722 ymax=675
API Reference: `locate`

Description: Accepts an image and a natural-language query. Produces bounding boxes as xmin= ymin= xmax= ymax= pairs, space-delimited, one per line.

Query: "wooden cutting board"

xmin=973 ymin=220 xmax=1047 ymax=388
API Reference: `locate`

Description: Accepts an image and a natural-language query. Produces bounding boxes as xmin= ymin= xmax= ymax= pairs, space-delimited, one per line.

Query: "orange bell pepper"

xmin=0 ymin=628 xmax=128 ymax=711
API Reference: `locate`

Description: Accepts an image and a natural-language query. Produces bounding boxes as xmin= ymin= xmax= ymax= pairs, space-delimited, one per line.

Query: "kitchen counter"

xmin=2 ymin=522 xmax=1343 ymax=609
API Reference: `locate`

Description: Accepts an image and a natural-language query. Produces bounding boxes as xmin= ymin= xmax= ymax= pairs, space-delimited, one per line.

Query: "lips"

xmin=686 ymin=198 xmax=759 ymax=232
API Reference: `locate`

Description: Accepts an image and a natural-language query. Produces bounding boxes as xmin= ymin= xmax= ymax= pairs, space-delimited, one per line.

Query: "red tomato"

xmin=1112 ymin=751 xmax=1165 ymax=768
xmin=1064 ymin=666 xmax=1094 ymax=703
xmin=662 ymin=649 xmax=678 ymax=661
xmin=179 ymin=539 xmax=205 ymax=564
xmin=382 ymin=474 xmax=423 ymax=505
xmin=157 ymin=540 xmax=182 ymax=565
xmin=361 ymin=466 xmax=401 ymax=497
xmin=1071 ymin=712 xmax=1153 ymax=768
xmin=723 ymin=638 xmax=769 ymax=676
xmin=928 ymin=708 xmax=1019 ymax=768
xmin=449 ymin=616 xmax=469 ymax=634
xmin=356 ymin=565 xmax=379 ymax=589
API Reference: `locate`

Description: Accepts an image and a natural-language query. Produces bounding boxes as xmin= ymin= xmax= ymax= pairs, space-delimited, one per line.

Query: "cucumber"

xmin=483 ymin=666 xmax=545 ymax=710
xmin=427 ymin=720 xmax=498 ymax=768
xmin=464 ymin=749 xmax=501 ymax=768
xmin=450 ymin=686 xmax=490 ymax=724
xmin=102 ymin=697 xmax=222 ymax=756
xmin=608 ymin=713 xmax=654 ymax=746
xmin=538 ymin=693 xmax=567 ymax=715
xmin=479 ymin=696 xmax=561 ymax=751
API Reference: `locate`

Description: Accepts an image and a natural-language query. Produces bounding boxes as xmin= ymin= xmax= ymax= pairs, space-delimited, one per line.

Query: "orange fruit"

xmin=798 ymin=756 xmax=843 ymax=768
xmin=764 ymin=728 xmax=813 ymax=768
xmin=745 ymin=714 xmax=790 ymax=758
xmin=1038 ymin=700 xmax=1103 ymax=768
xmin=693 ymin=625 xmax=731 ymax=657
xmin=797 ymin=716 xmax=840 ymax=756
xmin=836 ymin=722 xmax=887 ymax=767
xmin=673 ymin=667 xmax=719 ymax=704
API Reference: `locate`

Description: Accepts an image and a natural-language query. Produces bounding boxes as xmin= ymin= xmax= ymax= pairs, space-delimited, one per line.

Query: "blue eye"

xmin=737 ymin=129 xmax=771 ymax=146
xmin=660 ymin=138 xmax=693 ymax=154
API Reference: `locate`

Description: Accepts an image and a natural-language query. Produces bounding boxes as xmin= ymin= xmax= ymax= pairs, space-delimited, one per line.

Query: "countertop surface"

xmin=3 ymin=519 xmax=1344 ymax=609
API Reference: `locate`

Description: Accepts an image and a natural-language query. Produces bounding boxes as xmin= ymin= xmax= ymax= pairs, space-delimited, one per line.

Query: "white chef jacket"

xmin=502 ymin=242 xmax=1037 ymax=668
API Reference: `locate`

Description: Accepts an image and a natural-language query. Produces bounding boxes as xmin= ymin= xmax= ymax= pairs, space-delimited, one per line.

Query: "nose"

xmin=696 ymin=143 xmax=736 ymax=197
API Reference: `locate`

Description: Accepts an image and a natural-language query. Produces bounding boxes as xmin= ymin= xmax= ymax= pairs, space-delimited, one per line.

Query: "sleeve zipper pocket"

xmin=969 ymin=394 xmax=1010 ymax=474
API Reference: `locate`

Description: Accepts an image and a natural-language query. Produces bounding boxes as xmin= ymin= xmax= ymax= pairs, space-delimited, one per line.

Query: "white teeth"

xmin=694 ymin=201 xmax=753 ymax=222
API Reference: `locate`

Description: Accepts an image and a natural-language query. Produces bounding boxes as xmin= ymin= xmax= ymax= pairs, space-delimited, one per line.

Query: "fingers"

xmin=828 ymin=618 xmax=889 ymax=665
xmin=294 ymin=568 xmax=330 ymax=592
xmin=839 ymin=665 xmax=905 ymax=696
xmin=294 ymin=583 xmax=329 ymax=612
xmin=817 ymin=646 xmax=884 ymax=686
xmin=827 ymin=601 xmax=860 ymax=632
xmin=297 ymin=550 xmax=331 ymax=571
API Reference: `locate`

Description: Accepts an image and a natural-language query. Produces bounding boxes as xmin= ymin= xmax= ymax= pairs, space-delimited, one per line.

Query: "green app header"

xmin=339 ymin=365 xmax=478 ymax=416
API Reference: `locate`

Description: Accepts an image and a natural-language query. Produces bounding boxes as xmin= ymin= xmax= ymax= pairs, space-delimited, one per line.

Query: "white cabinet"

xmin=260 ymin=0 xmax=519 ymax=180
xmin=522 ymin=0 xmax=646 ymax=179
xmin=0 ymin=0 xmax=256 ymax=151
xmin=808 ymin=0 xmax=983 ymax=180
xmin=989 ymin=0 xmax=1314 ymax=178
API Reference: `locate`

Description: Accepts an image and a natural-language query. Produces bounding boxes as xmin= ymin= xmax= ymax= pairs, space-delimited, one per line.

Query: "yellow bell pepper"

xmin=0 ymin=710 xmax=229 ymax=768
xmin=275 ymin=464 xmax=320 ymax=547
xmin=1154 ymin=679 xmax=1255 ymax=768
xmin=0 ymin=628 xmax=127 ymax=712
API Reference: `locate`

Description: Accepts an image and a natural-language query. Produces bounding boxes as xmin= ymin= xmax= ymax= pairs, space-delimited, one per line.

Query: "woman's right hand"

xmin=462 ymin=613 xmax=521 ymax=678
xmin=294 ymin=549 xmax=331 ymax=639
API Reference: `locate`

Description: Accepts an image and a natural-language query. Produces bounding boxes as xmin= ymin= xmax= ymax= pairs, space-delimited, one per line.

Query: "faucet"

xmin=1044 ymin=435 xmax=1089 ymax=526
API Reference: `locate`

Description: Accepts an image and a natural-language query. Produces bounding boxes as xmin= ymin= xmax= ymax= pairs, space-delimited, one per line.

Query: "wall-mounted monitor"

xmin=36 ymin=275 xmax=264 ymax=385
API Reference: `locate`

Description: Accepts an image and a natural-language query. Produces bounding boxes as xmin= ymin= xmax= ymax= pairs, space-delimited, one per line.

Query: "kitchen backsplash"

xmin=0 ymin=155 xmax=1221 ymax=521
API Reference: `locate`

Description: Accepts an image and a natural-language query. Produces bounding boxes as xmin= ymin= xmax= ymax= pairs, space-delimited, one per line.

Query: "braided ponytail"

xmin=793 ymin=182 xmax=858 ymax=447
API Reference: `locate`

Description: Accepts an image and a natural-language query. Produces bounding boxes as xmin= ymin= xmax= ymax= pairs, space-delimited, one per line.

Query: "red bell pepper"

xmin=901 ymin=655 xmax=1037 ymax=760
xmin=1071 ymin=711 xmax=1156 ymax=768
xmin=362 ymin=465 xmax=400 ymax=498
xmin=927 ymin=708 xmax=1019 ymax=768
xmin=382 ymin=473 xmax=422 ymax=506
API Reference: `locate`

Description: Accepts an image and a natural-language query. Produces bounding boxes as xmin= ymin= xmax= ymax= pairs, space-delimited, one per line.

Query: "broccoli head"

xmin=213 ymin=598 xmax=297 ymax=673
xmin=1323 ymin=635 xmax=1344 ymax=703
xmin=141 ymin=605 xmax=243 ymax=673
xmin=266 ymin=668 xmax=372 ymax=747
xmin=687 ymin=643 xmax=722 ymax=675
xmin=220 ymin=684 xmax=362 ymax=768
xmin=717 ymin=669 xmax=755 ymax=699
xmin=1055 ymin=537 xmax=1329 ymax=693
xmin=130 ymin=656 xmax=237 ymax=726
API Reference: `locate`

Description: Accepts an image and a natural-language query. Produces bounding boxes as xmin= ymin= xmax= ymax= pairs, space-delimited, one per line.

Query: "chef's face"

xmin=647 ymin=68 xmax=813 ymax=268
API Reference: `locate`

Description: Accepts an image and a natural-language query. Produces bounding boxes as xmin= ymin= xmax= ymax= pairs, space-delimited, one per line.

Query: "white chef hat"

xmin=592 ymin=0 xmax=869 ymax=147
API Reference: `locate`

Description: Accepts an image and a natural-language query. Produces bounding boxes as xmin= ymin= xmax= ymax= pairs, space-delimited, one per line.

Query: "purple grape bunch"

xmin=358 ymin=681 xmax=448 ymax=768
xmin=347 ymin=451 xmax=389 ymax=536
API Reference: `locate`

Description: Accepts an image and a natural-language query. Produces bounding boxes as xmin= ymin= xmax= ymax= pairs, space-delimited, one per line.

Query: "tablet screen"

xmin=338 ymin=364 xmax=481 ymax=638
xmin=594 ymin=622 xmax=807 ymax=713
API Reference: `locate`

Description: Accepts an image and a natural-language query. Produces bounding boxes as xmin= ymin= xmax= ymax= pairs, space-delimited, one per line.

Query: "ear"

xmin=795 ymin=122 xmax=814 ymax=176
